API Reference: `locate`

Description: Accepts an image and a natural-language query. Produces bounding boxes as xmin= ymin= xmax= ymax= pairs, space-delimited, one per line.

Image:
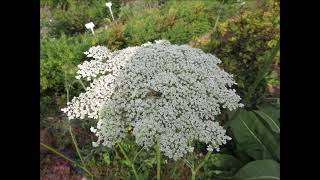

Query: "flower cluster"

xmin=62 ymin=40 xmax=244 ymax=160
xmin=75 ymin=46 xmax=113 ymax=81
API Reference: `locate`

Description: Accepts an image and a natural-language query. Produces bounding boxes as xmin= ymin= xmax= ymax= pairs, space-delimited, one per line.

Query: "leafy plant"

xmin=40 ymin=30 xmax=108 ymax=114
xmin=106 ymin=21 xmax=127 ymax=50
xmin=200 ymin=154 xmax=243 ymax=179
xmin=123 ymin=0 xmax=237 ymax=46
xmin=41 ymin=0 xmax=121 ymax=37
xmin=229 ymin=104 xmax=280 ymax=161
xmin=233 ymin=159 xmax=280 ymax=180
xmin=207 ymin=1 xmax=280 ymax=108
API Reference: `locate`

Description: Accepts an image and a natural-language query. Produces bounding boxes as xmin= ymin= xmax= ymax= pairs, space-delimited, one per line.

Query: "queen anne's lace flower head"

xmin=75 ymin=46 xmax=113 ymax=81
xmin=62 ymin=40 xmax=244 ymax=160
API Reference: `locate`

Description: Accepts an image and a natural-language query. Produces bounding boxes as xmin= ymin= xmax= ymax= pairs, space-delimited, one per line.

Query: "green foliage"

xmin=106 ymin=21 xmax=127 ymax=50
xmin=40 ymin=30 xmax=108 ymax=113
xmin=207 ymin=2 xmax=280 ymax=108
xmin=123 ymin=8 xmax=162 ymax=45
xmin=51 ymin=0 xmax=106 ymax=36
xmin=41 ymin=6 xmax=54 ymax=39
xmin=229 ymin=104 xmax=280 ymax=161
xmin=254 ymin=108 xmax=280 ymax=134
xmin=41 ymin=0 xmax=121 ymax=37
xmin=118 ymin=0 xmax=165 ymax=22
xmin=40 ymin=0 xmax=67 ymax=7
xmin=123 ymin=0 xmax=235 ymax=45
xmin=233 ymin=159 xmax=280 ymax=180
xmin=40 ymin=95 xmax=56 ymax=116
xmin=200 ymin=154 xmax=243 ymax=179
xmin=102 ymin=151 xmax=111 ymax=166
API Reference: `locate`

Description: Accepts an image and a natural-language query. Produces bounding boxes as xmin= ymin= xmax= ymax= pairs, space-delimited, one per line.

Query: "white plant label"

xmin=106 ymin=2 xmax=114 ymax=21
xmin=85 ymin=22 xmax=95 ymax=35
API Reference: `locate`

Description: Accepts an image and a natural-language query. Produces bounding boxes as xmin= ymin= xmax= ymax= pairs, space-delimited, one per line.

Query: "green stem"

xmin=213 ymin=15 xmax=220 ymax=32
xmin=190 ymin=153 xmax=196 ymax=180
xmin=68 ymin=125 xmax=87 ymax=170
xmin=117 ymin=143 xmax=140 ymax=180
xmin=253 ymin=39 xmax=280 ymax=90
xmin=78 ymin=79 xmax=86 ymax=90
xmin=40 ymin=143 xmax=93 ymax=177
xmin=194 ymin=151 xmax=212 ymax=174
xmin=156 ymin=142 xmax=161 ymax=180
xmin=213 ymin=0 xmax=224 ymax=33
xmin=245 ymin=39 xmax=280 ymax=103
xmin=133 ymin=147 xmax=145 ymax=163
xmin=170 ymin=160 xmax=179 ymax=180
xmin=64 ymin=71 xmax=70 ymax=102
xmin=191 ymin=151 xmax=212 ymax=180
xmin=191 ymin=170 xmax=196 ymax=180
xmin=63 ymin=70 xmax=93 ymax=178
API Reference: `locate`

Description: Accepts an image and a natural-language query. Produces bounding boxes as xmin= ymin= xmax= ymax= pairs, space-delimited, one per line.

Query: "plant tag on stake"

xmin=85 ymin=22 xmax=95 ymax=35
xmin=106 ymin=2 xmax=114 ymax=21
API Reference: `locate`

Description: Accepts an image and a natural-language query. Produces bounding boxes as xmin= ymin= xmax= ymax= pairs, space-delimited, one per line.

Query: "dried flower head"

xmin=62 ymin=40 xmax=244 ymax=160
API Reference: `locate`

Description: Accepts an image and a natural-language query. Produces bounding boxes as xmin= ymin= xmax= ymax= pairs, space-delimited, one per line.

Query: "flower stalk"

xmin=68 ymin=125 xmax=87 ymax=170
xmin=156 ymin=141 xmax=161 ymax=180
xmin=63 ymin=73 xmax=92 ymax=177
xmin=190 ymin=151 xmax=212 ymax=180
xmin=117 ymin=143 xmax=140 ymax=180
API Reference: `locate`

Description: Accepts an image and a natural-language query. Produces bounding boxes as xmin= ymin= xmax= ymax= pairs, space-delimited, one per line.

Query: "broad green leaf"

xmin=233 ymin=160 xmax=280 ymax=180
xmin=257 ymin=104 xmax=280 ymax=125
xmin=230 ymin=110 xmax=280 ymax=161
xmin=254 ymin=110 xmax=280 ymax=134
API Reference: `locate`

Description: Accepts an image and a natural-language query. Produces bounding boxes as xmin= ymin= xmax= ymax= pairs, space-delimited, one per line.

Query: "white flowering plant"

xmin=61 ymin=40 xmax=244 ymax=179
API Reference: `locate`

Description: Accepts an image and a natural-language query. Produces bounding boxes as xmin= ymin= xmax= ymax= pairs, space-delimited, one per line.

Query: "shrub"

xmin=40 ymin=30 xmax=109 ymax=113
xmin=123 ymin=1 xmax=232 ymax=46
xmin=206 ymin=1 xmax=280 ymax=108
xmin=40 ymin=0 xmax=66 ymax=7
xmin=123 ymin=7 xmax=162 ymax=45
xmin=42 ymin=0 xmax=121 ymax=37
xmin=106 ymin=21 xmax=127 ymax=50
xmin=118 ymin=0 xmax=166 ymax=21
xmin=41 ymin=5 xmax=55 ymax=39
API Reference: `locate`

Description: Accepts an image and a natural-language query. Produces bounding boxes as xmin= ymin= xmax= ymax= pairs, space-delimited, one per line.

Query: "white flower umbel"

xmin=106 ymin=2 xmax=114 ymax=21
xmin=76 ymin=46 xmax=113 ymax=81
xmin=85 ymin=22 xmax=95 ymax=35
xmin=62 ymin=40 xmax=244 ymax=160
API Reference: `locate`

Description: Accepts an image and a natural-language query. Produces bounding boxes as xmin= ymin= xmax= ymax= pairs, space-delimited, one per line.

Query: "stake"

xmin=106 ymin=2 xmax=115 ymax=21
